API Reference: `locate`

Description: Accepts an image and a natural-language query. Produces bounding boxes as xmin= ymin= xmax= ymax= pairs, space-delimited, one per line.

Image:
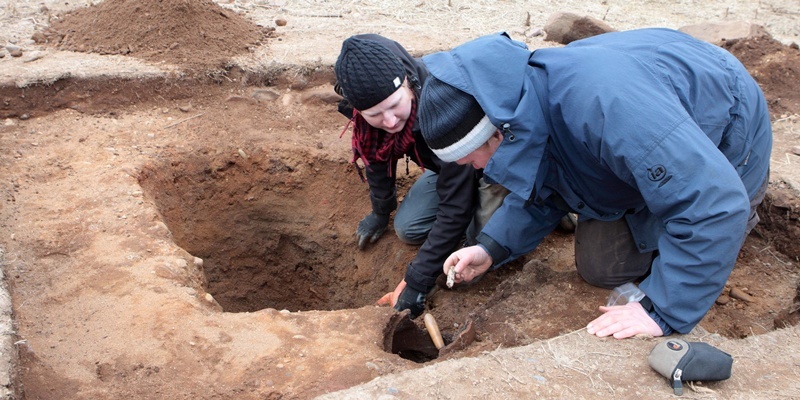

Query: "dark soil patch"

xmin=37 ymin=0 xmax=274 ymax=73
xmin=722 ymin=34 xmax=800 ymax=116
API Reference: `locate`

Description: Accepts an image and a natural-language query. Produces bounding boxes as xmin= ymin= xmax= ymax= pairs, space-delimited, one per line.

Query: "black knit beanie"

xmin=418 ymin=76 xmax=496 ymax=162
xmin=335 ymin=36 xmax=407 ymax=111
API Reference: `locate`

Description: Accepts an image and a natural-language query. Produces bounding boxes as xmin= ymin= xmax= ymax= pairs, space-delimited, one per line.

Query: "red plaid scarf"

xmin=340 ymin=98 xmax=423 ymax=181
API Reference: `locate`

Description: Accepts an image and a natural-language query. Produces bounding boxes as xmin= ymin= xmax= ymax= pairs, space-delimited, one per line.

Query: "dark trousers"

xmin=574 ymin=175 xmax=769 ymax=289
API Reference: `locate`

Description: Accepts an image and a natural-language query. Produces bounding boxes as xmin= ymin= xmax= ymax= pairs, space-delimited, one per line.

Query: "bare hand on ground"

xmin=442 ymin=246 xmax=492 ymax=285
xmin=376 ymin=279 xmax=406 ymax=307
xmin=586 ymin=302 xmax=664 ymax=339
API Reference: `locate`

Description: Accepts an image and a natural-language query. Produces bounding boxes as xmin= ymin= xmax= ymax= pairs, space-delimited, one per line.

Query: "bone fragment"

xmin=446 ymin=266 xmax=456 ymax=288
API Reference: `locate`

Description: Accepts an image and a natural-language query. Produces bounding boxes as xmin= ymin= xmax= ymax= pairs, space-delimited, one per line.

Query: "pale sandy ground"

xmin=1 ymin=1 xmax=799 ymax=399
xmin=2 ymin=0 xmax=800 ymax=191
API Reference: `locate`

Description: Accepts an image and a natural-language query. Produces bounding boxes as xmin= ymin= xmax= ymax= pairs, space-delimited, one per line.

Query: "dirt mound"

xmin=36 ymin=0 xmax=273 ymax=73
xmin=722 ymin=34 xmax=800 ymax=116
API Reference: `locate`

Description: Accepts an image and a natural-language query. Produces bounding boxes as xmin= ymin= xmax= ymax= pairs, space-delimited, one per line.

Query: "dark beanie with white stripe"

xmin=418 ymin=76 xmax=496 ymax=162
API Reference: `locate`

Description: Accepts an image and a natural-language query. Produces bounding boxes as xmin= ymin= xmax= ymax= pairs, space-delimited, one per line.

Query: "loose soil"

xmin=0 ymin=0 xmax=799 ymax=399
xmin=38 ymin=0 xmax=274 ymax=73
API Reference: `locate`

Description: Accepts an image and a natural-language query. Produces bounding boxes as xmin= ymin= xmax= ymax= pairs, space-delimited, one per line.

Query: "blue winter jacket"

xmin=422 ymin=28 xmax=772 ymax=334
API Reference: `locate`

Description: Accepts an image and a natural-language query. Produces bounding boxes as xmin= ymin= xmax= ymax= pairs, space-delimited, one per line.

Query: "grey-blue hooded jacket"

xmin=422 ymin=28 xmax=772 ymax=334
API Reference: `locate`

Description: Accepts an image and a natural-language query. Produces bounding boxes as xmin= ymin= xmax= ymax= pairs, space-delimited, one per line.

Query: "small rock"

xmin=204 ymin=293 xmax=215 ymax=303
xmin=527 ymin=28 xmax=543 ymax=38
xmin=225 ymin=95 xmax=256 ymax=105
xmin=543 ymin=12 xmax=616 ymax=45
xmin=729 ymin=287 xmax=755 ymax=302
xmin=791 ymin=146 xmax=800 ymax=156
xmin=23 ymin=51 xmax=46 ymax=63
xmin=179 ymin=104 xmax=193 ymax=113
xmin=716 ymin=294 xmax=730 ymax=305
xmin=8 ymin=48 xmax=23 ymax=57
xmin=193 ymin=257 xmax=203 ymax=267
xmin=300 ymin=89 xmax=342 ymax=104
xmin=365 ymin=361 xmax=379 ymax=371
xmin=275 ymin=18 xmax=288 ymax=27
xmin=237 ymin=149 xmax=249 ymax=159
xmin=31 ymin=31 xmax=47 ymax=44
xmin=252 ymin=89 xmax=280 ymax=102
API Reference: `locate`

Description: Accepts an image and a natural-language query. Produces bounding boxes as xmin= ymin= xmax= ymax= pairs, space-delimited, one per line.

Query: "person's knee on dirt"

xmin=574 ymin=218 xmax=655 ymax=289
xmin=393 ymin=169 xmax=439 ymax=245
xmin=417 ymin=29 xmax=772 ymax=338
xmin=464 ymin=177 xmax=510 ymax=245
xmin=335 ymin=34 xmax=484 ymax=318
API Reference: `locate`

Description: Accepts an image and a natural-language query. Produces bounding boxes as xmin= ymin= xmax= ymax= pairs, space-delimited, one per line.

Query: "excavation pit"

xmin=137 ymin=151 xmax=392 ymax=313
xmin=135 ymin=144 xmax=800 ymax=334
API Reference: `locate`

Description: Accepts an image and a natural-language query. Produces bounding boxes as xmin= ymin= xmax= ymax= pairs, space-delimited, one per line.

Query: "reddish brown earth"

xmin=38 ymin=0 xmax=274 ymax=73
xmin=0 ymin=0 xmax=798 ymax=398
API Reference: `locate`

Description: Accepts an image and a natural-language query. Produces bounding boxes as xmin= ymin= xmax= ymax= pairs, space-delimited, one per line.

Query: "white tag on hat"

xmin=393 ymin=77 xmax=401 ymax=88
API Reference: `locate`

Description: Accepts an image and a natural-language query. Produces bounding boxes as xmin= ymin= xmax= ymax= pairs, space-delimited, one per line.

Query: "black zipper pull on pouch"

xmin=672 ymin=368 xmax=683 ymax=396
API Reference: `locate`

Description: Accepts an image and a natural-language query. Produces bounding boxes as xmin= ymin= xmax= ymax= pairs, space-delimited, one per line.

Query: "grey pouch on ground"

xmin=647 ymin=339 xmax=733 ymax=395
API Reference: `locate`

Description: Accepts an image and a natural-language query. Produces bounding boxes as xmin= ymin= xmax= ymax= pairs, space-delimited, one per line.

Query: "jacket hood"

xmin=422 ymin=33 xmax=552 ymax=200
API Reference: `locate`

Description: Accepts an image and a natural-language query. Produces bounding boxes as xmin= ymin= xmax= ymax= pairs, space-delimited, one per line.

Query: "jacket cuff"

xmin=648 ymin=310 xmax=675 ymax=336
xmin=370 ymin=189 xmax=397 ymax=216
xmin=476 ymin=232 xmax=510 ymax=268
xmin=403 ymin=262 xmax=437 ymax=293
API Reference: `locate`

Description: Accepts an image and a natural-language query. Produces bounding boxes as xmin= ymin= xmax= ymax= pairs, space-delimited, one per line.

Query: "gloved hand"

xmin=377 ymin=279 xmax=427 ymax=319
xmin=356 ymin=212 xmax=389 ymax=250
xmin=393 ymin=285 xmax=427 ymax=319
xmin=377 ymin=279 xmax=406 ymax=308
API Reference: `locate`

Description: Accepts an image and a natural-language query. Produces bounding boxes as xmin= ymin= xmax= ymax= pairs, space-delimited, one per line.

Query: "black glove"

xmin=394 ymin=285 xmax=427 ymax=319
xmin=356 ymin=212 xmax=389 ymax=250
